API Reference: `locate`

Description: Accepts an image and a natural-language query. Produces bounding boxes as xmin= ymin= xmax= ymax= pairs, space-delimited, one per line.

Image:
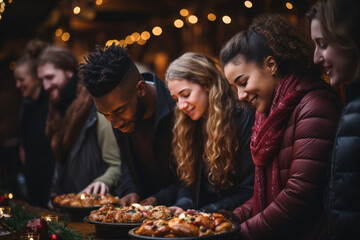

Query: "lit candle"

xmin=42 ymin=215 xmax=58 ymax=223
xmin=0 ymin=206 xmax=11 ymax=217
xmin=19 ymin=232 xmax=40 ymax=240
xmin=80 ymin=193 xmax=86 ymax=200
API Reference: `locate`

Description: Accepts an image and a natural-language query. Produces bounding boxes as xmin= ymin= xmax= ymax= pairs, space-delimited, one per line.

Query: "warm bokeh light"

xmin=244 ymin=1 xmax=253 ymax=8
xmin=131 ymin=32 xmax=140 ymax=41
xmin=180 ymin=9 xmax=189 ymax=17
xmin=105 ymin=40 xmax=119 ymax=47
xmin=9 ymin=0 xmax=13 ymax=3
xmin=222 ymin=15 xmax=231 ymax=24
xmin=0 ymin=2 xmax=5 ymax=8
xmin=137 ymin=38 xmax=146 ymax=45
xmin=286 ymin=2 xmax=293 ymax=9
xmin=80 ymin=193 xmax=85 ymax=200
xmin=119 ymin=40 xmax=127 ymax=47
xmin=152 ymin=26 xmax=162 ymax=36
xmin=141 ymin=31 xmax=150 ymax=40
xmin=174 ymin=19 xmax=184 ymax=28
xmin=55 ymin=28 xmax=63 ymax=37
xmin=207 ymin=13 xmax=216 ymax=21
xmin=61 ymin=32 xmax=70 ymax=41
xmin=188 ymin=15 xmax=198 ymax=24
xmin=0 ymin=15 xmax=2 ymax=20
xmin=125 ymin=35 xmax=134 ymax=44
xmin=8 ymin=193 xmax=13 ymax=199
xmin=0 ymin=0 xmax=3 ymax=3
xmin=9 ymin=61 xmax=16 ymax=70
xmin=96 ymin=0 xmax=103 ymax=6
xmin=73 ymin=6 xmax=81 ymax=14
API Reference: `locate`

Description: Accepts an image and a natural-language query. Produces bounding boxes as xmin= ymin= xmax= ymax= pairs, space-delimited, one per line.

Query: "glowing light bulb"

xmin=152 ymin=26 xmax=162 ymax=36
xmin=174 ymin=19 xmax=184 ymax=28
xmin=73 ymin=6 xmax=81 ymax=14
xmin=244 ymin=1 xmax=253 ymax=8
xmin=286 ymin=2 xmax=293 ymax=9
xmin=207 ymin=13 xmax=216 ymax=21
xmin=222 ymin=15 xmax=231 ymax=24
xmin=180 ymin=9 xmax=189 ymax=17
xmin=188 ymin=15 xmax=198 ymax=24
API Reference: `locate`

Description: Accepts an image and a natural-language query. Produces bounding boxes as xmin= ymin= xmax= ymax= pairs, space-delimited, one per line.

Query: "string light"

xmin=174 ymin=19 xmax=184 ymax=28
xmin=188 ymin=15 xmax=198 ymax=24
xmin=73 ymin=6 xmax=81 ymax=14
xmin=207 ymin=13 xmax=216 ymax=21
xmin=55 ymin=28 xmax=63 ymax=37
xmin=125 ymin=35 xmax=134 ymax=44
xmin=244 ymin=1 xmax=253 ymax=8
xmin=222 ymin=15 xmax=231 ymax=24
xmin=119 ymin=40 xmax=126 ymax=47
xmin=286 ymin=2 xmax=293 ymax=9
xmin=61 ymin=32 xmax=70 ymax=41
xmin=95 ymin=0 xmax=103 ymax=5
xmin=131 ymin=32 xmax=140 ymax=41
xmin=152 ymin=26 xmax=162 ymax=36
xmin=140 ymin=31 xmax=151 ymax=40
xmin=180 ymin=9 xmax=189 ymax=17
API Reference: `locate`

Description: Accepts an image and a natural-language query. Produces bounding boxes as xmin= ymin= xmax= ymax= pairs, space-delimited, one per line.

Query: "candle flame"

xmin=0 ymin=208 xmax=3 ymax=215
xmin=80 ymin=193 xmax=85 ymax=200
xmin=8 ymin=193 xmax=13 ymax=199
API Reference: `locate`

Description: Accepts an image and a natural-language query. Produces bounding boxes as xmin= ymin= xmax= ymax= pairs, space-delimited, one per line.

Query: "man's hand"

xmin=140 ymin=196 xmax=157 ymax=206
xmin=81 ymin=181 xmax=109 ymax=195
xmin=168 ymin=206 xmax=184 ymax=215
xmin=119 ymin=193 xmax=140 ymax=206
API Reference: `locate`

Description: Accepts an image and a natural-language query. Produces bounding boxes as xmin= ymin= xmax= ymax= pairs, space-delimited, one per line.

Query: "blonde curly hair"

xmin=165 ymin=52 xmax=240 ymax=189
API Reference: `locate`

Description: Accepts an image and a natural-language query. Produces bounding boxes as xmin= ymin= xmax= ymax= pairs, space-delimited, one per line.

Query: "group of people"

xmin=14 ymin=0 xmax=359 ymax=239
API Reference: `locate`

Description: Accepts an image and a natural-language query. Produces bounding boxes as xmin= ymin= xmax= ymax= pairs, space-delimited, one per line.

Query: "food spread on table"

xmin=53 ymin=193 xmax=119 ymax=207
xmin=135 ymin=211 xmax=233 ymax=237
xmin=88 ymin=203 xmax=172 ymax=223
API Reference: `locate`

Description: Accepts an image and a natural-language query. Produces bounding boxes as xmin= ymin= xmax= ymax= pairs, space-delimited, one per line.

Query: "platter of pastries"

xmin=88 ymin=203 xmax=172 ymax=223
xmin=128 ymin=211 xmax=240 ymax=239
xmin=84 ymin=203 xmax=173 ymax=238
xmin=52 ymin=193 xmax=120 ymax=208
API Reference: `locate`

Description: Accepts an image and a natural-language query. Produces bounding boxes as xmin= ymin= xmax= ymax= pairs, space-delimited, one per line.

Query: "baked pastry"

xmin=88 ymin=203 xmax=172 ymax=223
xmin=135 ymin=211 xmax=233 ymax=237
xmin=53 ymin=193 xmax=119 ymax=207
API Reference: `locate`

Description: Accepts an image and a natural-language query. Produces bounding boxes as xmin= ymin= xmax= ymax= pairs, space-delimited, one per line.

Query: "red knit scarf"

xmin=250 ymin=74 xmax=307 ymax=216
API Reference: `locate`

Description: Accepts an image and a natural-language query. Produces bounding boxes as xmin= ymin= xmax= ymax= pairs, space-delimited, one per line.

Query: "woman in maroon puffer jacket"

xmin=220 ymin=14 xmax=342 ymax=239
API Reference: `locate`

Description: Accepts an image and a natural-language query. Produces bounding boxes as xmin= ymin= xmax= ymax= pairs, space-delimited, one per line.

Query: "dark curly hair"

xmin=220 ymin=14 xmax=319 ymax=78
xmin=79 ymin=44 xmax=138 ymax=97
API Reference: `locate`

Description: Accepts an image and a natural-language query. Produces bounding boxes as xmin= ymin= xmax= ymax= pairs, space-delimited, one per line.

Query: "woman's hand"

xmin=81 ymin=181 xmax=109 ymax=195
xmin=168 ymin=206 xmax=185 ymax=215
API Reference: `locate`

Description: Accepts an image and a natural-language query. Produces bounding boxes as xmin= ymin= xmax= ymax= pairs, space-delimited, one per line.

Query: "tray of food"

xmin=128 ymin=211 xmax=240 ymax=240
xmin=51 ymin=193 xmax=120 ymax=221
xmin=84 ymin=203 xmax=173 ymax=238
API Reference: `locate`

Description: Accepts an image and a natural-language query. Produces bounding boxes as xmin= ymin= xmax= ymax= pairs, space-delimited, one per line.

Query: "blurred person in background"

xmin=14 ymin=39 xmax=54 ymax=207
xmin=220 ymin=14 xmax=342 ymax=239
xmin=308 ymin=0 xmax=360 ymax=239
xmin=37 ymin=45 xmax=122 ymax=198
xmin=165 ymin=52 xmax=254 ymax=213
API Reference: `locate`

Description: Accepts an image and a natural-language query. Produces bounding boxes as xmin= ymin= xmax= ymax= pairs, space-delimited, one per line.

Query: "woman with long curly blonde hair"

xmin=166 ymin=52 xmax=254 ymax=212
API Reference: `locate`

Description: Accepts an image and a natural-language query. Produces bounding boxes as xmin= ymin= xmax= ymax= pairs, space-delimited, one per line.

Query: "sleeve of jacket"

xmin=174 ymin=182 xmax=195 ymax=210
xmin=240 ymin=91 xmax=341 ymax=239
xmin=93 ymin=112 xmax=122 ymax=190
xmin=201 ymin=108 xmax=255 ymax=212
xmin=152 ymin=182 xmax=181 ymax=206
xmin=328 ymin=98 xmax=360 ymax=240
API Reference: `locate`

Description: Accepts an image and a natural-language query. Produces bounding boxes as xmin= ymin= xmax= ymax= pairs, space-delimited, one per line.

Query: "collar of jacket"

xmin=141 ymin=72 xmax=175 ymax=131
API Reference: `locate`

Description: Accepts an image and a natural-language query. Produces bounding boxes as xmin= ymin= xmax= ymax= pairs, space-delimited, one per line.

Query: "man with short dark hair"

xmin=80 ymin=44 xmax=178 ymax=206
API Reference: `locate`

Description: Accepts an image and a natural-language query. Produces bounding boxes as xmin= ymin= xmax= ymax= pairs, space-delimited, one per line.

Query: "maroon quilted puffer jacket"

xmin=233 ymin=78 xmax=342 ymax=240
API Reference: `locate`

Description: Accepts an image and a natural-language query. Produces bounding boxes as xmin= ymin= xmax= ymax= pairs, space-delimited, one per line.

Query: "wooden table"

xmin=67 ymin=221 xmax=132 ymax=240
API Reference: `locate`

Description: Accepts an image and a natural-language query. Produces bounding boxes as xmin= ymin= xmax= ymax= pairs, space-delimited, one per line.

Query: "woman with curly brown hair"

xmin=220 ymin=14 xmax=342 ymax=239
xmin=165 ymin=52 xmax=255 ymax=213
xmin=308 ymin=1 xmax=360 ymax=239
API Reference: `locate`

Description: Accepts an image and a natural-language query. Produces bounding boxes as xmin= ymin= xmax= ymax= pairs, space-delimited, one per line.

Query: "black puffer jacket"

xmin=327 ymin=77 xmax=360 ymax=240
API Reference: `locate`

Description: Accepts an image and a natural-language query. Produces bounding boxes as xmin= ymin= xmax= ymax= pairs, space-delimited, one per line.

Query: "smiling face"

xmin=224 ymin=55 xmax=278 ymax=114
xmin=311 ymin=19 xmax=355 ymax=87
xmin=14 ymin=63 xmax=41 ymax=100
xmin=167 ymin=78 xmax=209 ymax=121
xmin=93 ymin=80 xmax=143 ymax=133
xmin=38 ymin=62 xmax=72 ymax=103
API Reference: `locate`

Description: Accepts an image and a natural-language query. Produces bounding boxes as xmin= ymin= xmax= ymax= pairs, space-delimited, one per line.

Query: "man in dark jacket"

xmin=80 ymin=44 xmax=178 ymax=206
